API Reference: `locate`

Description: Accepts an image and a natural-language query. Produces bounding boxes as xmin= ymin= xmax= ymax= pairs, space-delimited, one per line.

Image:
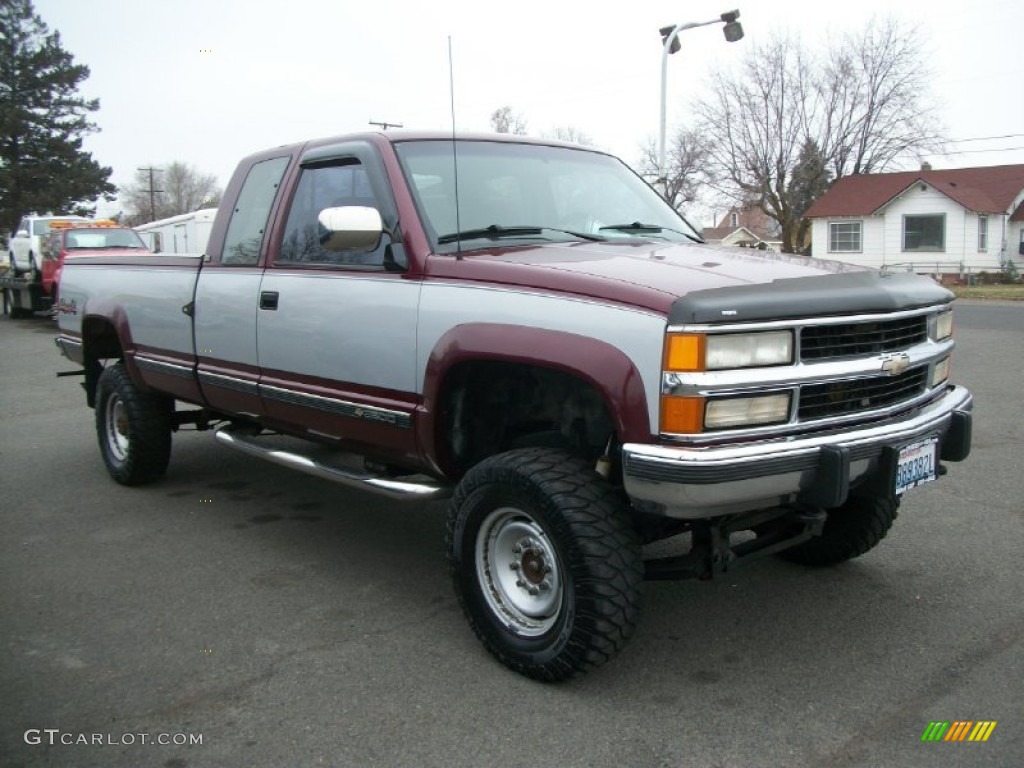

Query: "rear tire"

xmin=448 ymin=448 xmax=643 ymax=681
xmin=95 ymin=362 xmax=173 ymax=485
xmin=778 ymin=496 xmax=899 ymax=566
xmin=4 ymin=287 xmax=27 ymax=319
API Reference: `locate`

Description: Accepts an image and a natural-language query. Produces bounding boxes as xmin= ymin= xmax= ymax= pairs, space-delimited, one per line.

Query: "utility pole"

xmin=369 ymin=119 xmax=403 ymax=130
xmin=137 ymin=166 xmax=163 ymax=222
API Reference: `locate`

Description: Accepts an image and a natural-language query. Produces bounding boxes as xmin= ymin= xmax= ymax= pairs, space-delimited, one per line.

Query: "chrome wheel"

xmin=103 ymin=391 xmax=130 ymax=462
xmin=475 ymin=506 xmax=563 ymax=637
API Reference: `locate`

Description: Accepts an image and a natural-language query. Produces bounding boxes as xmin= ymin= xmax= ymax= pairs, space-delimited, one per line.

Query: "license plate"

xmin=894 ymin=438 xmax=938 ymax=495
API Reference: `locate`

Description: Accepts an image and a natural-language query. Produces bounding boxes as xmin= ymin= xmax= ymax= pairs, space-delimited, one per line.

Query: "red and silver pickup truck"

xmin=55 ymin=132 xmax=973 ymax=681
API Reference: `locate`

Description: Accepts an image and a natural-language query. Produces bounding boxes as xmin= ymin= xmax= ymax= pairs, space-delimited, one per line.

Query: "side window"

xmin=221 ymin=156 xmax=290 ymax=265
xmin=278 ymin=160 xmax=386 ymax=267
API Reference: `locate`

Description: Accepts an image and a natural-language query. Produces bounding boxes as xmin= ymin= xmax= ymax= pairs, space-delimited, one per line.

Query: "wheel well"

xmin=81 ymin=317 xmax=124 ymax=407
xmin=439 ymin=361 xmax=616 ymax=477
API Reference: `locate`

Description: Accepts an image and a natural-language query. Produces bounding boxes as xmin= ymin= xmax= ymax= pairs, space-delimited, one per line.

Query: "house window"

xmin=978 ymin=216 xmax=988 ymax=252
xmin=828 ymin=221 xmax=861 ymax=252
xmin=903 ymin=214 xmax=945 ymax=252
xmin=730 ymin=212 xmax=738 ymax=227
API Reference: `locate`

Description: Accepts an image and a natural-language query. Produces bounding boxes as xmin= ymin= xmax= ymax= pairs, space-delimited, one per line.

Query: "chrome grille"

xmin=800 ymin=316 xmax=928 ymax=361
xmin=798 ymin=367 xmax=928 ymax=421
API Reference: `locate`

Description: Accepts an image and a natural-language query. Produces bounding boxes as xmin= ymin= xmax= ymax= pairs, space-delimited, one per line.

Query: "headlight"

xmin=932 ymin=356 xmax=951 ymax=387
xmin=665 ymin=331 xmax=793 ymax=371
xmin=704 ymin=393 xmax=792 ymax=430
xmin=934 ymin=310 xmax=953 ymax=341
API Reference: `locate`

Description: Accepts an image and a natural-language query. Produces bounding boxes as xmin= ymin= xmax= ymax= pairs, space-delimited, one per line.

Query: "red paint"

xmin=258 ymin=368 xmax=422 ymax=465
xmin=132 ymin=345 xmax=203 ymax=403
xmin=418 ymin=323 xmax=652 ymax=476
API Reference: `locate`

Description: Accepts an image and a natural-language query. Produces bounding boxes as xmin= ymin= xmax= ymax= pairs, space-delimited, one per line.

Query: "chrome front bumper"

xmin=622 ymin=385 xmax=973 ymax=519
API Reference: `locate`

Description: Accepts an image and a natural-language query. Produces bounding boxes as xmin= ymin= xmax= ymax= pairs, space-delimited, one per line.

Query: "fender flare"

xmin=418 ymin=323 xmax=652 ymax=473
xmin=80 ymin=305 xmax=142 ymax=384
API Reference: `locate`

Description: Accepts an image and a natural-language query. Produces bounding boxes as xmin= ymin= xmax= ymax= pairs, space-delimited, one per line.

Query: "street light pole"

xmin=658 ymin=11 xmax=743 ymax=200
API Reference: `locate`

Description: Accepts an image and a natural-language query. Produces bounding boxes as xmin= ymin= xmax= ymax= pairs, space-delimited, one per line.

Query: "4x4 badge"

xmin=881 ymin=353 xmax=911 ymax=376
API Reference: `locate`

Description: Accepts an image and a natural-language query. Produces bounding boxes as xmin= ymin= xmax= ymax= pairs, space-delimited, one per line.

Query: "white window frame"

xmin=828 ymin=220 xmax=862 ymax=253
xmin=978 ymin=215 xmax=988 ymax=252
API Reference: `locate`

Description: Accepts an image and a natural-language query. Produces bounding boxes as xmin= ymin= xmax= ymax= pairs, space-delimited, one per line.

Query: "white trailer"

xmin=134 ymin=208 xmax=218 ymax=255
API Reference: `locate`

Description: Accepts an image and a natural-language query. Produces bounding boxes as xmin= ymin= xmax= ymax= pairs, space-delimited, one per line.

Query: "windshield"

xmin=394 ymin=140 xmax=702 ymax=253
xmin=65 ymin=228 xmax=148 ymax=250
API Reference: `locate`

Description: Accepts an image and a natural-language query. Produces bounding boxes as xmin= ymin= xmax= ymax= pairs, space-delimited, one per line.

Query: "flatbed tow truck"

xmin=2 ymin=220 xmax=147 ymax=319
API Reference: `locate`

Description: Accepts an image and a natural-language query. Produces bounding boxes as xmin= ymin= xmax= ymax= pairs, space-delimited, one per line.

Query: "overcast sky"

xmin=32 ymin=0 xmax=1024 ymax=224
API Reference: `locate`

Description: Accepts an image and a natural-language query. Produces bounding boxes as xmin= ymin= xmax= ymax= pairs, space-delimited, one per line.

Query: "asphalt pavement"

xmin=0 ymin=301 xmax=1021 ymax=768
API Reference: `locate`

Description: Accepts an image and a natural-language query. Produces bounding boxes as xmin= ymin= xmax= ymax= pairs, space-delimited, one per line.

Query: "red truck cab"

xmin=42 ymin=220 xmax=150 ymax=300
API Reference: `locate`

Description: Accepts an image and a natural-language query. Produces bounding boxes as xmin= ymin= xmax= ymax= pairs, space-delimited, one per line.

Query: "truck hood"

xmin=426 ymin=240 xmax=869 ymax=315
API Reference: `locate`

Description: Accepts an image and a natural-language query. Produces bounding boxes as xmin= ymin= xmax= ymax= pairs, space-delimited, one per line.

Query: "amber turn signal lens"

xmin=664 ymin=334 xmax=705 ymax=372
xmin=660 ymin=395 xmax=704 ymax=434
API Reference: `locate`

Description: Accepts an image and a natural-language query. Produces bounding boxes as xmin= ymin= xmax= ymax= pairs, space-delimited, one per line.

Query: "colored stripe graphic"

xmin=944 ymin=721 xmax=972 ymax=741
xmin=968 ymin=722 xmax=997 ymax=742
xmin=921 ymin=720 xmax=996 ymax=742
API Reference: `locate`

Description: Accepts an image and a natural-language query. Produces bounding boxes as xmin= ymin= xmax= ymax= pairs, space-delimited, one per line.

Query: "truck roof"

xmin=242 ymin=131 xmax=610 ymax=167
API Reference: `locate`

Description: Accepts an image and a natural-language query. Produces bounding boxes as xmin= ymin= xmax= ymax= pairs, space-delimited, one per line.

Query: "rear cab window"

xmin=220 ymin=156 xmax=291 ymax=266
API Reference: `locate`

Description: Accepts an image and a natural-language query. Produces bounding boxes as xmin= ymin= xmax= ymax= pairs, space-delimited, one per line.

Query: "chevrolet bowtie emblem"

xmin=881 ymin=354 xmax=911 ymax=376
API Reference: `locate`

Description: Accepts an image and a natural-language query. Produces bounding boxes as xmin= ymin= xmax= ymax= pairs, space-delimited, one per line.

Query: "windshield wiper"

xmin=438 ymin=224 xmax=605 ymax=245
xmin=599 ymin=222 xmax=704 ymax=244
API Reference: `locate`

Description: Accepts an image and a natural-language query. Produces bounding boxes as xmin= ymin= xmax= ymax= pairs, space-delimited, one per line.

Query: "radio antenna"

xmin=448 ymin=36 xmax=462 ymax=260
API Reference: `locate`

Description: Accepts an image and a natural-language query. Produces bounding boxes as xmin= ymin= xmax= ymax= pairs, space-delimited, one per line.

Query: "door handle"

xmin=259 ymin=291 xmax=279 ymax=310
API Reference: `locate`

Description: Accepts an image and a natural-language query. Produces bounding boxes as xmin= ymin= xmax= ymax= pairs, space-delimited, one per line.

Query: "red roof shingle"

xmin=805 ymin=164 xmax=1024 ymax=219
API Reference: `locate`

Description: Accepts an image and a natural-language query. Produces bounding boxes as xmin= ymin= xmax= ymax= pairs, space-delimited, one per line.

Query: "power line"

xmin=941 ymin=146 xmax=1024 ymax=155
xmin=948 ymin=133 xmax=1024 ymax=144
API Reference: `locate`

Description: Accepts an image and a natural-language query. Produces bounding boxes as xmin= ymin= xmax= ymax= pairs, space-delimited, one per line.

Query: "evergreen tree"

xmin=0 ymin=0 xmax=115 ymax=233
xmin=787 ymin=139 xmax=832 ymax=251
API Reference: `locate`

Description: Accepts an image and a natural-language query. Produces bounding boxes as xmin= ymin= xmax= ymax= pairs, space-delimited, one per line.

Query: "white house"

xmin=805 ymin=164 xmax=1024 ymax=275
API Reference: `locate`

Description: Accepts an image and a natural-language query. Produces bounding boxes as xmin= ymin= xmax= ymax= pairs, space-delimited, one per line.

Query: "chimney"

xmin=921 ymin=161 xmax=932 ymax=171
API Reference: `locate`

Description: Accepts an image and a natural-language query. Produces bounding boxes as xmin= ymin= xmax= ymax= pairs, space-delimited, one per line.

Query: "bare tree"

xmin=638 ymin=127 xmax=717 ymax=212
xmin=490 ymin=106 xmax=527 ymax=135
xmin=818 ymin=18 xmax=943 ymax=177
xmin=543 ymin=125 xmax=594 ymax=146
xmin=121 ymin=161 xmax=221 ymax=225
xmin=694 ymin=18 xmax=943 ymax=252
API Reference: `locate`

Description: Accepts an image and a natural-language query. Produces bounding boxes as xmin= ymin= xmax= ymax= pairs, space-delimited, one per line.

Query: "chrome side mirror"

xmin=317 ymin=206 xmax=383 ymax=252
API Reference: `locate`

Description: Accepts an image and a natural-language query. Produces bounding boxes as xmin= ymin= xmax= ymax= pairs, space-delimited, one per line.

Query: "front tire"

xmin=448 ymin=448 xmax=643 ymax=681
xmin=778 ymin=496 xmax=899 ymax=567
xmin=95 ymin=362 xmax=173 ymax=485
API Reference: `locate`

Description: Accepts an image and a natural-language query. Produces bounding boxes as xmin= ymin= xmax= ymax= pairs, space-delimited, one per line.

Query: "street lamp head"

xmin=723 ymin=20 xmax=744 ymax=43
xmin=659 ymin=25 xmax=681 ymax=54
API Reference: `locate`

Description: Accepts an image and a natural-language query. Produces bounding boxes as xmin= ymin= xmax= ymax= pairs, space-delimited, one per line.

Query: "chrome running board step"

xmin=214 ymin=425 xmax=451 ymax=501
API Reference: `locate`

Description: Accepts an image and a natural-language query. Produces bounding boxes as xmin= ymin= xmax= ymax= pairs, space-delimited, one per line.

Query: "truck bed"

xmin=56 ymin=253 xmax=202 ymax=366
